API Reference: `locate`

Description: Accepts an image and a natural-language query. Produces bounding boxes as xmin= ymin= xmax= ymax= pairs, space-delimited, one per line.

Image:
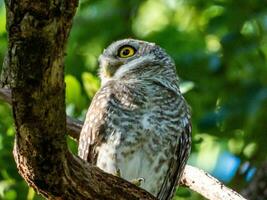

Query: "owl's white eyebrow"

xmin=113 ymin=54 xmax=155 ymax=80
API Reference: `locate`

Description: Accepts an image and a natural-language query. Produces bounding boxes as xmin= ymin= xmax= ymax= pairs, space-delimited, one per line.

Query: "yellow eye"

xmin=118 ymin=46 xmax=136 ymax=58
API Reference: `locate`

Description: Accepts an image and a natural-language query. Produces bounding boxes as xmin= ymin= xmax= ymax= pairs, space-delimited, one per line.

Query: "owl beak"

xmin=100 ymin=57 xmax=122 ymax=78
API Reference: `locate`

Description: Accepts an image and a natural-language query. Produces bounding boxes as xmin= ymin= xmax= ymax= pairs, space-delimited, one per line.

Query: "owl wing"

xmin=154 ymin=88 xmax=192 ymax=200
xmin=157 ymin=117 xmax=191 ymax=200
xmin=78 ymin=81 xmax=146 ymax=164
xmin=78 ymin=85 xmax=110 ymax=164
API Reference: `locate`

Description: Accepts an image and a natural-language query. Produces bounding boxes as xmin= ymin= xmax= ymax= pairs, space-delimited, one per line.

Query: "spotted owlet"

xmin=78 ymin=39 xmax=191 ymax=200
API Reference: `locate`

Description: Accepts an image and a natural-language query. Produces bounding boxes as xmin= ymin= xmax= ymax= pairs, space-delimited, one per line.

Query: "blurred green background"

xmin=0 ymin=0 xmax=267 ymax=199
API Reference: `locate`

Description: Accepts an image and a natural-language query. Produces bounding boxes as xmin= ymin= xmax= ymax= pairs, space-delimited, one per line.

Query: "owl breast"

xmin=93 ymin=80 xmax=189 ymax=197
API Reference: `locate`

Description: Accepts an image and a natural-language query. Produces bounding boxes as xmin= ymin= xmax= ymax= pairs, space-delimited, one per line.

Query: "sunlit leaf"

xmin=133 ymin=0 xmax=170 ymax=37
xmin=0 ymin=179 xmax=15 ymax=199
xmin=243 ymin=142 xmax=257 ymax=158
xmin=82 ymin=72 xmax=100 ymax=99
xmin=0 ymin=5 xmax=6 ymax=34
xmin=4 ymin=189 xmax=17 ymax=200
xmin=65 ymin=75 xmax=82 ymax=105
xmin=180 ymin=81 xmax=195 ymax=94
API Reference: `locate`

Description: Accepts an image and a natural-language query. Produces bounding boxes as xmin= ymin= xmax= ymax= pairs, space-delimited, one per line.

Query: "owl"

xmin=78 ymin=39 xmax=191 ymax=200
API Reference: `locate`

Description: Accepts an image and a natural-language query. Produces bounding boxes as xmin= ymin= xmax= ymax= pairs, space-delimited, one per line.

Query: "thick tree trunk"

xmin=3 ymin=0 xmax=156 ymax=199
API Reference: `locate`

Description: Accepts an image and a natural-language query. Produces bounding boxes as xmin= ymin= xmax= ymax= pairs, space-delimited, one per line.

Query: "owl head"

xmin=98 ymin=39 xmax=178 ymax=87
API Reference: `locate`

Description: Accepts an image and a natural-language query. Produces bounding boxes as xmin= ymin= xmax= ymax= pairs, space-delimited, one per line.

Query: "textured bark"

xmin=3 ymin=0 xmax=156 ymax=199
xmin=0 ymin=88 xmax=11 ymax=104
xmin=0 ymin=88 xmax=81 ymax=141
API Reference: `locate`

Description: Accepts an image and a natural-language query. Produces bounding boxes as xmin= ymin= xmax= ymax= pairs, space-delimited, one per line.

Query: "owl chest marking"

xmin=92 ymin=81 xmax=186 ymax=197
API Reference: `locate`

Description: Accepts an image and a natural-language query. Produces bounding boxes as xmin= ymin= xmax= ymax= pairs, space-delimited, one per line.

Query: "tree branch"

xmin=2 ymin=0 xmax=155 ymax=199
xmin=181 ymin=165 xmax=246 ymax=200
xmin=66 ymin=116 xmax=82 ymax=141
xmin=0 ymin=87 xmax=247 ymax=200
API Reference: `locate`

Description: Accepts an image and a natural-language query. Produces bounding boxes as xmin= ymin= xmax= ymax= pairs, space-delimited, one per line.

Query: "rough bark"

xmin=0 ymin=88 xmax=82 ymax=141
xmin=0 ymin=88 xmax=11 ymax=104
xmin=2 ymin=0 xmax=156 ymax=199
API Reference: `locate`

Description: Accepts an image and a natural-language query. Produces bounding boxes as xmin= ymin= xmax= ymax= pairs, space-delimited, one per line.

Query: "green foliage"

xmin=1 ymin=0 xmax=267 ymax=199
xmin=82 ymin=72 xmax=100 ymax=99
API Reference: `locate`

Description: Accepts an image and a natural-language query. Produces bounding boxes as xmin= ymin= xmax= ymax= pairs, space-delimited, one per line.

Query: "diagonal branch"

xmin=66 ymin=115 xmax=83 ymax=141
xmin=181 ymin=165 xmax=246 ymax=200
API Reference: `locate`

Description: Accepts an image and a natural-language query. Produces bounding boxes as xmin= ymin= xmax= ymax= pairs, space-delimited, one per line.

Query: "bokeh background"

xmin=0 ymin=0 xmax=267 ymax=199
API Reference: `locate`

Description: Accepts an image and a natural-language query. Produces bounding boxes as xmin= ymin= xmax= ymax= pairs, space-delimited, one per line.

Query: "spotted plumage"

xmin=78 ymin=39 xmax=191 ymax=200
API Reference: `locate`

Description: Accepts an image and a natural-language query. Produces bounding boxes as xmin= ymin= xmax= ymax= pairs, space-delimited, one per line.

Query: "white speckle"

xmin=100 ymin=101 xmax=107 ymax=108
xmin=124 ymin=102 xmax=130 ymax=107
xmin=95 ymin=101 xmax=100 ymax=107
xmin=141 ymin=114 xmax=151 ymax=130
xmin=181 ymin=117 xmax=188 ymax=128
xmin=97 ymin=143 xmax=117 ymax=174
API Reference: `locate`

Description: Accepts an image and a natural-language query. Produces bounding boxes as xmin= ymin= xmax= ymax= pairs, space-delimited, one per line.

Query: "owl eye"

xmin=118 ymin=45 xmax=136 ymax=58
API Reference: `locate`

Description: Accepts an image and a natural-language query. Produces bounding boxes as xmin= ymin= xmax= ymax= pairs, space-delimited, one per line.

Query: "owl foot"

xmin=114 ymin=168 xmax=121 ymax=177
xmin=114 ymin=169 xmax=144 ymax=187
xmin=131 ymin=177 xmax=145 ymax=187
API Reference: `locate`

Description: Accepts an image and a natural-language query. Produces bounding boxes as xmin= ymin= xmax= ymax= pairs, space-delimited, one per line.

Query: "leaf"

xmin=82 ymin=72 xmax=100 ymax=99
xmin=0 ymin=180 xmax=15 ymax=198
xmin=65 ymin=75 xmax=82 ymax=105
xmin=180 ymin=81 xmax=195 ymax=94
xmin=175 ymin=187 xmax=192 ymax=198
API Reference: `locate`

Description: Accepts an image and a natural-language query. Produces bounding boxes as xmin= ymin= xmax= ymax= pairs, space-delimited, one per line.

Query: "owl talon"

xmin=114 ymin=168 xmax=121 ymax=177
xmin=131 ymin=177 xmax=145 ymax=187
